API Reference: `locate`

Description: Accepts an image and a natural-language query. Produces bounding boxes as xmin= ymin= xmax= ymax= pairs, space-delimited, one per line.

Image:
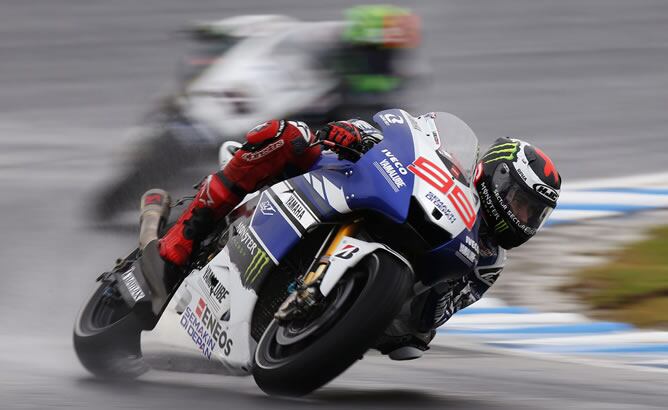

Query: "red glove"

xmin=316 ymin=121 xmax=363 ymax=160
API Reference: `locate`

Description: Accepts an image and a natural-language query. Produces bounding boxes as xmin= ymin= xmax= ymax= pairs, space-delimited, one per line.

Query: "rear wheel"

xmin=253 ymin=252 xmax=411 ymax=396
xmin=73 ymin=281 xmax=148 ymax=379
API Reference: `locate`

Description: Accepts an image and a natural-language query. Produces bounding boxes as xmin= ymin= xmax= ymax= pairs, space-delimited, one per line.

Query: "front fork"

xmin=274 ymin=220 xmax=360 ymax=321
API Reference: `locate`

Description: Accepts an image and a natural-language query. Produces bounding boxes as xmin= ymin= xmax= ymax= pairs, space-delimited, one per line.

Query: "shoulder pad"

xmin=246 ymin=120 xmax=286 ymax=145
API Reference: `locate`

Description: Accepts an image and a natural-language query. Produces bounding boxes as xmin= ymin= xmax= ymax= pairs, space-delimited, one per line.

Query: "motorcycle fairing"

xmin=319 ymin=236 xmax=412 ymax=297
xmin=180 ymin=243 xmax=258 ymax=374
xmin=415 ymin=218 xmax=482 ymax=285
xmin=297 ymin=108 xmax=418 ymax=223
xmin=175 ymin=109 xmax=483 ymax=372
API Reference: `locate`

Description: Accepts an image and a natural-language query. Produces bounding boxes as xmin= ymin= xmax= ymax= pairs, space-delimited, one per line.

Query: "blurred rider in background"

xmin=326 ymin=5 xmax=422 ymax=119
xmin=179 ymin=4 xmax=421 ymax=123
xmin=92 ymin=5 xmax=422 ymax=221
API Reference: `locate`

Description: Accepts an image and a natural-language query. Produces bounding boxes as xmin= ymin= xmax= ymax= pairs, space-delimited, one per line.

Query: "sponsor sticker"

xmin=180 ymin=298 xmax=233 ymax=358
xmin=121 ymin=267 xmax=145 ymax=302
xmin=458 ymin=243 xmax=477 ymax=264
xmin=241 ymin=139 xmax=285 ymax=161
xmin=230 ymin=221 xmax=274 ymax=288
xmin=244 ymin=248 xmax=271 ymax=285
xmin=236 ymin=221 xmax=258 ymax=256
xmin=285 ymin=194 xmax=306 ymax=221
xmin=482 ymin=141 xmax=520 ymax=164
xmin=381 ymin=149 xmax=408 ymax=175
xmin=516 ymin=167 xmax=528 ymax=182
xmin=334 ymin=244 xmax=360 ymax=260
xmin=465 ymin=236 xmax=480 ymax=253
xmin=533 ymin=183 xmax=558 ymax=202
xmin=259 ymin=200 xmax=276 ymax=216
xmin=202 ymin=267 xmax=230 ymax=304
xmin=272 ymin=184 xmax=319 ymax=229
xmin=373 ymin=149 xmax=408 ymax=192
xmin=425 ymin=191 xmax=457 ymax=224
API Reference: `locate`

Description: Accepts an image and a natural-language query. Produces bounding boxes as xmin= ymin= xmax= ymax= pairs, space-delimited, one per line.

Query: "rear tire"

xmin=73 ymin=282 xmax=149 ymax=379
xmin=253 ymin=252 xmax=411 ymax=396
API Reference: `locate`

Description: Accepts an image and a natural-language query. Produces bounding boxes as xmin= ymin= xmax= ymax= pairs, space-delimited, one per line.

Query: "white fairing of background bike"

xmin=185 ymin=21 xmax=340 ymax=140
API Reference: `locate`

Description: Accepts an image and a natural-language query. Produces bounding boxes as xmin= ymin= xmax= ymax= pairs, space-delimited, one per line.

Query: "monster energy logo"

xmin=483 ymin=142 xmax=519 ymax=164
xmin=494 ymin=220 xmax=510 ymax=233
xmin=243 ymin=249 xmax=271 ymax=285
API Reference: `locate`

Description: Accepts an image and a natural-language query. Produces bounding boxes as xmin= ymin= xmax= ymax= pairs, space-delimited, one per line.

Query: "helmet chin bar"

xmin=476 ymin=179 xmax=532 ymax=250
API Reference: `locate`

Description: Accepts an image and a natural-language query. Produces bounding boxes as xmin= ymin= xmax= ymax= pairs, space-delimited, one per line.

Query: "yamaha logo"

xmin=533 ymin=183 xmax=558 ymax=202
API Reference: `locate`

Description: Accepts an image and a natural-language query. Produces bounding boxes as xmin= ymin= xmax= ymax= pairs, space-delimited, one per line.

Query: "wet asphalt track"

xmin=1 ymin=1 xmax=667 ymax=408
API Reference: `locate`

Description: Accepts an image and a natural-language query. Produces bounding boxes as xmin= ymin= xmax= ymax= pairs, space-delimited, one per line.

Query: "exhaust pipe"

xmin=139 ymin=189 xmax=171 ymax=250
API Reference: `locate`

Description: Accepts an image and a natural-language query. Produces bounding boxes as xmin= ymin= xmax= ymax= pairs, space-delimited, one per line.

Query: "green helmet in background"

xmin=343 ymin=4 xmax=420 ymax=48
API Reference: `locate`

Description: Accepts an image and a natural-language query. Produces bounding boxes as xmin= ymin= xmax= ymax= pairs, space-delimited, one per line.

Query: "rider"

xmin=159 ymin=118 xmax=561 ymax=358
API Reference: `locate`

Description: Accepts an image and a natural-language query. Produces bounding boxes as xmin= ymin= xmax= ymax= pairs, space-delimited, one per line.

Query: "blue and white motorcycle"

xmin=73 ymin=109 xmax=482 ymax=396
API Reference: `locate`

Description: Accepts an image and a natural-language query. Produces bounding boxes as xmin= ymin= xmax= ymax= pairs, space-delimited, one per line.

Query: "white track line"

xmin=565 ymin=172 xmax=668 ymax=189
xmin=446 ymin=313 xmax=587 ymax=326
xmin=493 ymin=331 xmax=668 ymax=346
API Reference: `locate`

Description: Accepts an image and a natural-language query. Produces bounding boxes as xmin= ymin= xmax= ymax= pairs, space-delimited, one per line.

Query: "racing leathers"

xmin=158 ymin=118 xmax=505 ymax=353
xmin=422 ymin=232 xmax=505 ymax=331
xmin=159 ymin=119 xmax=380 ymax=266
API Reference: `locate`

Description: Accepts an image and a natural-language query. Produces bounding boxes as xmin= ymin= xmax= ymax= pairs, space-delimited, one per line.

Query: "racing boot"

xmin=376 ymin=330 xmax=435 ymax=361
xmin=159 ymin=173 xmax=241 ymax=266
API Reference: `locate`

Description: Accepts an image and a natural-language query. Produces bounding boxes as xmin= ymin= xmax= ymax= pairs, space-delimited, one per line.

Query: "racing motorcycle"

xmin=91 ymin=14 xmax=403 ymax=222
xmin=74 ymin=109 xmax=481 ymax=396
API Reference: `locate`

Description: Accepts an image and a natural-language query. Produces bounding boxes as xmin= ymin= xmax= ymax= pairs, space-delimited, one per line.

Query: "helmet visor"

xmin=493 ymin=164 xmax=554 ymax=231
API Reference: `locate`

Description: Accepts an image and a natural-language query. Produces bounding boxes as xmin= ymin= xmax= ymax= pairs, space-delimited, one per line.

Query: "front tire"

xmin=73 ymin=281 xmax=149 ymax=379
xmin=253 ymin=252 xmax=411 ymax=396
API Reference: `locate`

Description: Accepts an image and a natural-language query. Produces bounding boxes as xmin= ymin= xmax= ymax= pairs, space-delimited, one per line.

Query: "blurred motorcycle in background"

xmin=91 ymin=6 xmax=423 ymax=222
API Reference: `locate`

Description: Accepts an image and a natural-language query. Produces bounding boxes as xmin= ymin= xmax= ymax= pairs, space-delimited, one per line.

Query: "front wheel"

xmin=253 ymin=252 xmax=412 ymax=396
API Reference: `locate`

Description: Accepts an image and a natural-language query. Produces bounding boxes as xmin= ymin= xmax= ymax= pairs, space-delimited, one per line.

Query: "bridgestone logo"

xmin=244 ymin=249 xmax=270 ymax=285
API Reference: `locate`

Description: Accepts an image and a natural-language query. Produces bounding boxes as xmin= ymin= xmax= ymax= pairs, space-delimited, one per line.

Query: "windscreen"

xmin=431 ymin=112 xmax=480 ymax=183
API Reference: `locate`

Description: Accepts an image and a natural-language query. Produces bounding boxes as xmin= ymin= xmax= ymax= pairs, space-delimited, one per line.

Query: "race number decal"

xmin=408 ymin=157 xmax=476 ymax=230
xmin=448 ymin=185 xmax=476 ymax=230
xmin=407 ymin=157 xmax=454 ymax=194
xmin=379 ymin=113 xmax=405 ymax=125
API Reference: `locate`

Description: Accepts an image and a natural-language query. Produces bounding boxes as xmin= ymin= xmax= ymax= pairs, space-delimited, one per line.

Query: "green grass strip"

xmin=565 ymin=225 xmax=668 ymax=327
